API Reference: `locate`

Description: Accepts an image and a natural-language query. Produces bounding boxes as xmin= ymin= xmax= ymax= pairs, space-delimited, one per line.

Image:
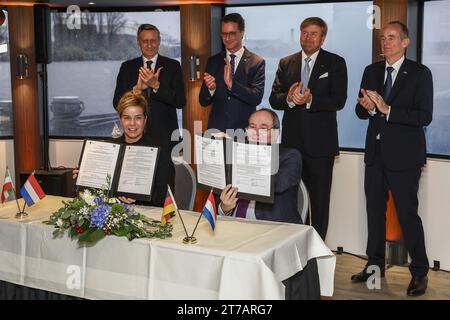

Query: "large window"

xmin=423 ymin=0 xmax=450 ymax=156
xmin=0 ymin=9 xmax=12 ymax=137
xmin=226 ymin=1 xmax=372 ymax=148
xmin=48 ymin=9 xmax=181 ymax=137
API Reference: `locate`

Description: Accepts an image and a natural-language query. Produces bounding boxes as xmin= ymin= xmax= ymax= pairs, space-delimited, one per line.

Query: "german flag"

xmin=161 ymin=188 xmax=176 ymax=225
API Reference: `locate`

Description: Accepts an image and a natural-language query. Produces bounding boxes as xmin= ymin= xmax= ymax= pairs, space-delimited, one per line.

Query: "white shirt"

xmin=142 ymin=54 xmax=158 ymax=71
xmin=209 ymin=46 xmax=245 ymax=96
xmin=287 ymin=50 xmax=319 ymax=109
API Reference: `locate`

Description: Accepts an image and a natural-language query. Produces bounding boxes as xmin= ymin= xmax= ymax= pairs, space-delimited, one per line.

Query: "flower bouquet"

xmin=44 ymin=183 xmax=172 ymax=245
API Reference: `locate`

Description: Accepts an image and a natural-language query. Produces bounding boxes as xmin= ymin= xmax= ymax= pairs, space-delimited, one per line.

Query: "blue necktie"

xmin=301 ymin=57 xmax=311 ymax=93
xmin=383 ymin=66 xmax=394 ymax=101
xmin=230 ymin=54 xmax=236 ymax=78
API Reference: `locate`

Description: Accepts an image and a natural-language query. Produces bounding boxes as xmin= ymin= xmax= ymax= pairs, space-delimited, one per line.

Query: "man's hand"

xmin=134 ymin=75 xmax=148 ymax=92
xmin=365 ymin=90 xmax=389 ymax=115
xmin=139 ymin=66 xmax=163 ymax=90
xmin=118 ymin=196 xmax=136 ymax=204
xmin=220 ymin=184 xmax=238 ymax=213
xmin=203 ymin=72 xmax=216 ymax=91
xmin=72 ymin=165 xmax=79 ymax=179
xmin=290 ymin=81 xmax=312 ymax=105
xmin=357 ymin=89 xmax=376 ymax=111
xmin=223 ymin=58 xmax=233 ymax=90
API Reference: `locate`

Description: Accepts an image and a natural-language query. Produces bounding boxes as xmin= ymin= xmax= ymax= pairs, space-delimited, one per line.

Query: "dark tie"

xmin=146 ymin=60 xmax=153 ymax=70
xmin=235 ymin=199 xmax=249 ymax=218
xmin=301 ymin=57 xmax=312 ymax=93
xmin=383 ymin=66 xmax=394 ymax=101
xmin=145 ymin=61 xmax=153 ymax=98
xmin=230 ymin=54 xmax=236 ymax=78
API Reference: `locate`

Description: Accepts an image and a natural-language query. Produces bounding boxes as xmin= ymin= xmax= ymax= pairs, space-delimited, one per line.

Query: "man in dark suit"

xmin=269 ymin=17 xmax=347 ymax=239
xmin=352 ymin=21 xmax=432 ymax=297
xmin=113 ymin=24 xmax=186 ymax=148
xmin=218 ymin=108 xmax=302 ymax=224
xmin=199 ymin=13 xmax=265 ymax=133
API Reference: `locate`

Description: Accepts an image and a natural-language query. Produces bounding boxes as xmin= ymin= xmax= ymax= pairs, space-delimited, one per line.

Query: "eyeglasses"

xmin=220 ymin=31 xmax=239 ymax=39
xmin=246 ymin=125 xmax=275 ymax=135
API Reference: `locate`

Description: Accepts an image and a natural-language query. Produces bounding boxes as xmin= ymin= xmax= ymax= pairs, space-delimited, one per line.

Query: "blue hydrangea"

xmin=94 ymin=196 xmax=103 ymax=205
xmin=90 ymin=204 xmax=110 ymax=228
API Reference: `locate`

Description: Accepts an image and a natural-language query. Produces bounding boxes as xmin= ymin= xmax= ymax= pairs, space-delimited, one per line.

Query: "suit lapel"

xmin=387 ymin=60 xmax=409 ymax=104
xmin=234 ymin=48 xmax=251 ymax=81
xmin=376 ymin=62 xmax=385 ymax=95
xmin=306 ymin=49 xmax=327 ymax=90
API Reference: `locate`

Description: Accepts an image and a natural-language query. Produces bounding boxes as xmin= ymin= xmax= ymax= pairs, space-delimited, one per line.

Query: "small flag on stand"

xmin=202 ymin=190 xmax=217 ymax=231
xmin=161 ymin=186 xmax=177 ymax=225
xmin=1 ymin=167 xmax=15 ymax=205
xmin=20 ymin=173 xmax=45 ymax=207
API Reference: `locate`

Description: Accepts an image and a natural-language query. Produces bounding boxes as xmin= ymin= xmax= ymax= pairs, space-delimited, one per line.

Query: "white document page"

xmin=76 ymin=140 xmax=121 ymax=189
xmin=117 ymin=145 xmax=158 ymax=196
xmin=232 ymin=142 xmax=272 ymax=197
xmin=195 ymin=135 xmax=226 ymax=190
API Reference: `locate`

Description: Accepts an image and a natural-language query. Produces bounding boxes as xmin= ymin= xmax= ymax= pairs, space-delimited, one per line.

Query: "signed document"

xmin=195 ymin=134 xmax=226 ymax=190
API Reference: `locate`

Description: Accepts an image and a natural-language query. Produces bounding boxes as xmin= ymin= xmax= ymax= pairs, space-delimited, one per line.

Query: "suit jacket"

xmin=112 ymin=134 xmax=175 ymax=207
xmin=355 ymin=59 xmax=433 ymax=170
xmin=199 ymin=48 xmax=265 ymax=132
xmin=255 ymin=147 xmax=302 ymax=224
xmin=113 ymin=55 xmax=186 ymax=146
xmin=269 ymin=49 xmax=348 ymax=157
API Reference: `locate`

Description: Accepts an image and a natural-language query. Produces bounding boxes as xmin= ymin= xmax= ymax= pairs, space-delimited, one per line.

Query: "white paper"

xmin=76 ymin=140 xmax=121 ymax=189
xmin=232 ymin=142 xmax=272 ymax=197
xmin=195 ymin=135 xmax=226 ymax=189
xmin=116 ymin=145 xmax=158 ymax=196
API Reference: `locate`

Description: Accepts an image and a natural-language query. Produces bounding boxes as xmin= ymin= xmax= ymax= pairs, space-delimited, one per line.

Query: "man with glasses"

xmin=113 ymin=24 xmax=186 ymax=149
xmin=199 ymin=13 xmax=265 ymax=133
xmin=218 ymin=108 xmax=302 ymax=224
xmin=269 ymin=17 xmax=348 ymax=240
xmin=352 ymin=21 xmax=432 ymax=297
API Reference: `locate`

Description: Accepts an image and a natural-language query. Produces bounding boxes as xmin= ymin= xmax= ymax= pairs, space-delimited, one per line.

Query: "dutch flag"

xmin=20 ymin=173 xmax=45 ymax=207
xmin=202 ymin=190 xmax=217 ymax=231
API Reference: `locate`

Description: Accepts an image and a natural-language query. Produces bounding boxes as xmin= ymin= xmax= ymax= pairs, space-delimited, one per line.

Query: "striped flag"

xmin=1 ymin=167 xmax=15 ymax=204
xmin=20 ymin=173 xmax=45 ymax=206
xmin=202 ymin=190 xmax=217 ymax=231
xmin=161 ymin=185 xmax=177 ymax=225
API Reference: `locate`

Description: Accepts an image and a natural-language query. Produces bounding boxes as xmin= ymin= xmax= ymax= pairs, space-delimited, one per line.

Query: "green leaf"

xmin=112 ymin=227 xmax=128 ymax=237
xmin=78 ymin=228 xmax=105 ymax=245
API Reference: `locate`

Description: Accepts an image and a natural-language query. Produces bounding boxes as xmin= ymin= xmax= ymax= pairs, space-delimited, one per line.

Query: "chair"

xmin=173 ymin=159 xmax=196 ymax=211
xmin=297 ymin=179 xmax=311 ymax=225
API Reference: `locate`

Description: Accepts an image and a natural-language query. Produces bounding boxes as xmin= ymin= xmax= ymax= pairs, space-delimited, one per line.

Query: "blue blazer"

xmin=199 ymin=48 xmax=265 ymax=132
xmin=355 ymin=59 xmax=433 ymax=170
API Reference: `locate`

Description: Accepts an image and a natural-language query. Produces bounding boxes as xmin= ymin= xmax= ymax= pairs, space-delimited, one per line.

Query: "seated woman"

xmin=75 ymin=91 xmax=175 ymax=207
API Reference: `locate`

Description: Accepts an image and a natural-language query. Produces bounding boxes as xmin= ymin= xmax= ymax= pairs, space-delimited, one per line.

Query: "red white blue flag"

xmin=202 ymin=191 xmax=217 ymax=231
xmin=20 ymin=173 xmax=45 ymax=206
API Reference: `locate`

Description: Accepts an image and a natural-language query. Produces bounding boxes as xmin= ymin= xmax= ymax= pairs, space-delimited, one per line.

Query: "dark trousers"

xmin=301 ymin=154 xmax=335 ymax=240
xmin=365 ymin=142 xmax=429 ymax=276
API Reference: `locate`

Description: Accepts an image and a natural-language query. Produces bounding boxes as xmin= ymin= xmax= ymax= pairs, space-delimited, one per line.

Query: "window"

xmin=48 ymin=10 xmax=181 ymax=137
xmin=423 ymin=0 xmax=450 ymax=156
xmin=0 ymin=9 xmax=12 ymax=137
xmin=225 ymin=2 xmax=372 ymax=148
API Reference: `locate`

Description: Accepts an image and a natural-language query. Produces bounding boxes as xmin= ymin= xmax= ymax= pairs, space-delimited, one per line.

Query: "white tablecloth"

xmin=0 ymin=196 xmax=335 ymax=299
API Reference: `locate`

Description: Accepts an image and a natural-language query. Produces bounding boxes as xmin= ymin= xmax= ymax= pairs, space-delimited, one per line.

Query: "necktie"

xmin=235 ymin=199 xmax=249 ymax=218
xmin=146 ymin=60 xmax=153 ymax=70
xmin=383 ymin=66 xmax=394 ymax=101
xmin=230 ymin=54 xmax=236 ymax=78
xmin=301 ymin=57 xmax=312 ymax=93
xmin=145 ymin=60 xmax=153 ymax=98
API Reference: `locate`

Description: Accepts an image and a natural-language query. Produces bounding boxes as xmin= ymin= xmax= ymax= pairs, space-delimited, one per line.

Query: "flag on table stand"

xmin=1 ymin=167 xmax=15 ymax=205
xmin=161 ymin=186 xmax=177 ymax=225
xmin=20 ymin=173 xmax=45 ymax=207
xmin=202 ymin=191 xmax=217 ymax=231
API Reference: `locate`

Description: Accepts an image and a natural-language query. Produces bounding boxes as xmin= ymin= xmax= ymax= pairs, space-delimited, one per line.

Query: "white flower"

xmin=108 ymin=197 xmax=120 ymax=204
xmin=135 ymin=220 xmax=144 ymax=228
xmin=80 ymin=189 xmax=96 ymax=206
xmin=56 ymin=219 xmax=63 ymax=227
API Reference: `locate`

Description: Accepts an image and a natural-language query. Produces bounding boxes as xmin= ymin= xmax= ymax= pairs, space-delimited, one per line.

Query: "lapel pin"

xmin=403 ymin=71 xmax=408 ymax=74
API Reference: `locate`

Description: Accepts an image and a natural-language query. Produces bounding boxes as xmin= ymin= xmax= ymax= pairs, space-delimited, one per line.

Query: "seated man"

xmin=219 ymin=108 xmax=303 ymax=224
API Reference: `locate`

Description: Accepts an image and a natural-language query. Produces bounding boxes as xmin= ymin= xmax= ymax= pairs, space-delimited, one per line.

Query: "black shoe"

xmin=407 ymin=275 xmax=428 ymax=296
xmin=351 ymin=266 xmax=385 ymax=283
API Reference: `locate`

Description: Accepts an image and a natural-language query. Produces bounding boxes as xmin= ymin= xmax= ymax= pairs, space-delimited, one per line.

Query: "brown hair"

xmin=137 ymin=23 xmax=161 ymax=39
xmin=387 ymin=21 xmax=409 ymax=39
xmin=117 ymin=91 xmax=149 ymax=118
xmin=300 ymin=17 xmax=328 ymax=36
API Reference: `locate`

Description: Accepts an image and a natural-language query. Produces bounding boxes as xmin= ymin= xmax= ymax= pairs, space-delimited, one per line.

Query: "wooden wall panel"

xmin=372 ymin=0 xmax=408 ymax=62
xmin=8 ymin=6 xmax=42 ymax=189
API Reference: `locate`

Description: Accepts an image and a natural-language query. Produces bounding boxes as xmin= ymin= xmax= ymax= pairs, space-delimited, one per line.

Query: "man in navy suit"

xmin=351 ymin=21 xmax=433 ymax=297
xmin=199 ymin=13 xmax=265 ymax=133
xmin=218 ymin=108 xmax=302 ymax=224
xmin=269 ymin=17 xmax=348 ymax=239
xmin=113 ymin=24 xmax=186 ymax=148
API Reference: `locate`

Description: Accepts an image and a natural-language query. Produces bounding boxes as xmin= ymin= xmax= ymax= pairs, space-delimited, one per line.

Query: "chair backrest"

xmin=174 ymin=160 xmax=196 ymax=211
xmin=297 ymin=179 xmax=311 ymax=225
